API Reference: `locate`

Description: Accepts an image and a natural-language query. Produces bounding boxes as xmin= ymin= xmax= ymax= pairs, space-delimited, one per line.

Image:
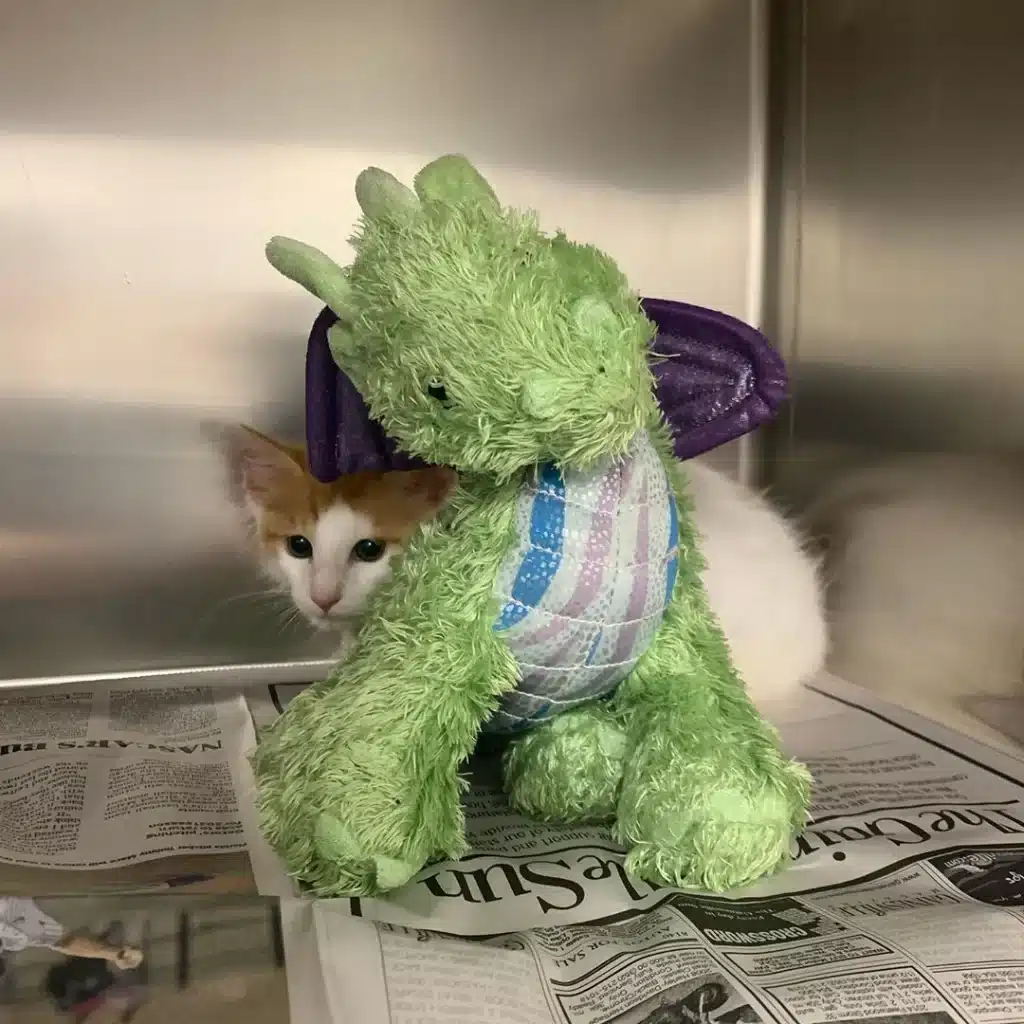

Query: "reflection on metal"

xmin=0 ymin=662 xmax=338 ymax=695
xmin=0 ymin=0 xmax=767 ymax=686
xmin=766 ymin=0 xmax=1024 ymax=507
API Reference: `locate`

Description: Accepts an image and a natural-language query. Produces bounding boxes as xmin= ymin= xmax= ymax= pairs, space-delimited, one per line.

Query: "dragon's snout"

xmin=521 ymin=371 xmax=636 ymax=423
xmin=521 ymin=375 xmax=566 ymax=421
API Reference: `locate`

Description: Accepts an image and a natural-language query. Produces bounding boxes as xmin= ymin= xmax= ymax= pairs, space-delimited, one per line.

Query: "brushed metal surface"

xmin=766 ymin=0 xmax=1024 ymax=505
xmin=0 ymin=0 xmax=768 ymax=686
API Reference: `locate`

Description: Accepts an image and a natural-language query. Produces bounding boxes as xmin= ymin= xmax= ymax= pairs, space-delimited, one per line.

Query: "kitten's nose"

xmin=312 ymin=588 xmax=341 ymax=614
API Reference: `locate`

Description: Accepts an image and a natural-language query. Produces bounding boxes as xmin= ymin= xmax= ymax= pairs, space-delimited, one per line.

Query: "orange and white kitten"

xmin=213 ymin=423 xmax=456 ymax=651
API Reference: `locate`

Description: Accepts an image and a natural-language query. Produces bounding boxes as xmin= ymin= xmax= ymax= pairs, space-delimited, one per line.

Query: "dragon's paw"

xmin=616 ymin=751 xmax=810 ymax=892
xmin=313 ymin=815 xmax=425 ymax=893
xmin=284 ymin=788 xmax=468 ymax=897
xmin=254 ymin=733 xmax=468 ymax=898
xmin=503 ymin=705 xmax=626 ymax=823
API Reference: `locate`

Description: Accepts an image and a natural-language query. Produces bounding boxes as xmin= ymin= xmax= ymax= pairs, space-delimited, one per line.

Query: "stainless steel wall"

xmin=766 ymin=0 xmax=1024 ymax=506
xmin=0 ymin=0 xmax=769 ymax=687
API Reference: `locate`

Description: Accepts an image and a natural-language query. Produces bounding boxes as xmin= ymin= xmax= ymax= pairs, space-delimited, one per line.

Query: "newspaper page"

xmin=250 ymin=676 xmax=1024 ymax=1024
xmin=308 ymin=876 xmax=1024 ymax=1024
xmin=0 ymin=685 xmax=258 ymax=894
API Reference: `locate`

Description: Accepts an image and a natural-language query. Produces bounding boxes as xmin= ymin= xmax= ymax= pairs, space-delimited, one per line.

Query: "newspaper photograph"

xmin=0 ymin=685 xmax=259 ymax=895
xmin=257 ymin=675 xmax=1024 ymax=1024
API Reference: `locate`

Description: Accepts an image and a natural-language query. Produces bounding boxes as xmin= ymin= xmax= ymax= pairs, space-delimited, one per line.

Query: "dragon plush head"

xmin=266 ymin=155 xmax=659 ymax=481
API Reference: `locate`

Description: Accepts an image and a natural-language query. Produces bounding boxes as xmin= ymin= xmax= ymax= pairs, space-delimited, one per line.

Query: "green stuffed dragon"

xmin=252 ymin=154 xmax=811 ymax=897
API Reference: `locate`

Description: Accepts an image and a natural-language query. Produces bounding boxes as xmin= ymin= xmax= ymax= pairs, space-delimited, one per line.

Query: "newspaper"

xmin=246 ymin=676 xmax=1024 ymax=1024
xmin=0 ymin=685 xmax=258 ymax=894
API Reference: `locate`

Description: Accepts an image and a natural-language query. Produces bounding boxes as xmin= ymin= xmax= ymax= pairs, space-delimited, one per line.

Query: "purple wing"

xmin=305 ymin=306 xmax=430 ymax=482
xmin=642 ymin=297 xmax=788 ymax=461
xmin=305 ymin=299 xmax=787 ymax=482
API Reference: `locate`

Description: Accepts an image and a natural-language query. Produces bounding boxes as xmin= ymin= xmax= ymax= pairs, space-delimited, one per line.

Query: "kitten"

xmin=686 ymin=460 xmax=828 ymax=712
xmin=211 ymin=423 xmax=456 ymax=650
xmin=807 ymin=453 xmax=1024 ymax=749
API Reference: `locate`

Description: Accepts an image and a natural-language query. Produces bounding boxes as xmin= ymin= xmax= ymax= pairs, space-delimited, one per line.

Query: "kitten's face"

xmin=214 ymin=424 xmax=455 ymax=631
xmin=260 ymin=494 xmax=398 ymax=629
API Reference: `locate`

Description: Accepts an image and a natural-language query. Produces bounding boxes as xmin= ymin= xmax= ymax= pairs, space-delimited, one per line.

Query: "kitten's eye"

xmin=285 ymin=535 xmax=313 ymax=559
xmin=351 ymin=538 xmax=387 ymax=563
xmin=426 ymin=379 xmax=450 ymax=405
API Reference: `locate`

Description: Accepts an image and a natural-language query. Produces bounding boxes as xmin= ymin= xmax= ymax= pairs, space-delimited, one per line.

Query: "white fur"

xmin=808 ymin=455 xmax=1024 ymax=749
xmin=686 ymin=461 xmax=829 ymax=711
xmin=252 ymin=498 xmax=400 ymax=635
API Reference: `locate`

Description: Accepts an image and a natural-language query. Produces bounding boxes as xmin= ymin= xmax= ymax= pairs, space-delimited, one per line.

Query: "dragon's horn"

xmin=265 ymin=237 xmax=355 ymax=320
xmin=413 ymin=154 xmax=499 ymax=209
xmin=354 ymin=167 xmax=420 ymax=222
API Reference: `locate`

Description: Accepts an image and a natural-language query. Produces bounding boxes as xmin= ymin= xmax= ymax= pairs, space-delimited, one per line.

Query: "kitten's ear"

xmin=401 ymin=467 xmax=458 ymax=513
xmin=203 ymin=421 xmax=304 ymax=507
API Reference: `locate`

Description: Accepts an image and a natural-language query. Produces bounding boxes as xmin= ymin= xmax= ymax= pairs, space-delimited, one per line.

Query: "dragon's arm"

xmin=251 ymin=475 xmax=520 ymax=896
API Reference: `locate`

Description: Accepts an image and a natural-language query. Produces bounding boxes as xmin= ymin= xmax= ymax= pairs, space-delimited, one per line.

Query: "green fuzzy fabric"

xmin=271 ymin=158 xmax=658 ymax=481
xmin=253 ymin=154 xmax=812 ymax=897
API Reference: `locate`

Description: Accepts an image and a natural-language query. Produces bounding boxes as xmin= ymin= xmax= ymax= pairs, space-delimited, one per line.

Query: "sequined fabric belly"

xmin=486 ymin=431 xmax=679 ymax=734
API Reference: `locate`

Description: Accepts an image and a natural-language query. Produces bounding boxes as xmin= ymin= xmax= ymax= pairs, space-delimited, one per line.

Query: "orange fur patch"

xmin=235 ymin=427 xmax=455 ymax=552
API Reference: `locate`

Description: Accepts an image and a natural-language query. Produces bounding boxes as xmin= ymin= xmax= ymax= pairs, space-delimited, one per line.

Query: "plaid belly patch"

xmin=486 ymin=431 xmax=678 ymax=734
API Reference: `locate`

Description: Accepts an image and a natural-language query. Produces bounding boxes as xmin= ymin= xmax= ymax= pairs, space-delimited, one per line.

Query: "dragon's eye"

xmin=427 ymin=379 xmax=450 ymax=405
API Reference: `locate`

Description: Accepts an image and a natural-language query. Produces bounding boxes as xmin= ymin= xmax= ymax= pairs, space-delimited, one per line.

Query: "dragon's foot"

xmin=503 ymin=704 xmax=626 ymax=823
xmin=616 ymin=740 xmax=811 ymax=892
